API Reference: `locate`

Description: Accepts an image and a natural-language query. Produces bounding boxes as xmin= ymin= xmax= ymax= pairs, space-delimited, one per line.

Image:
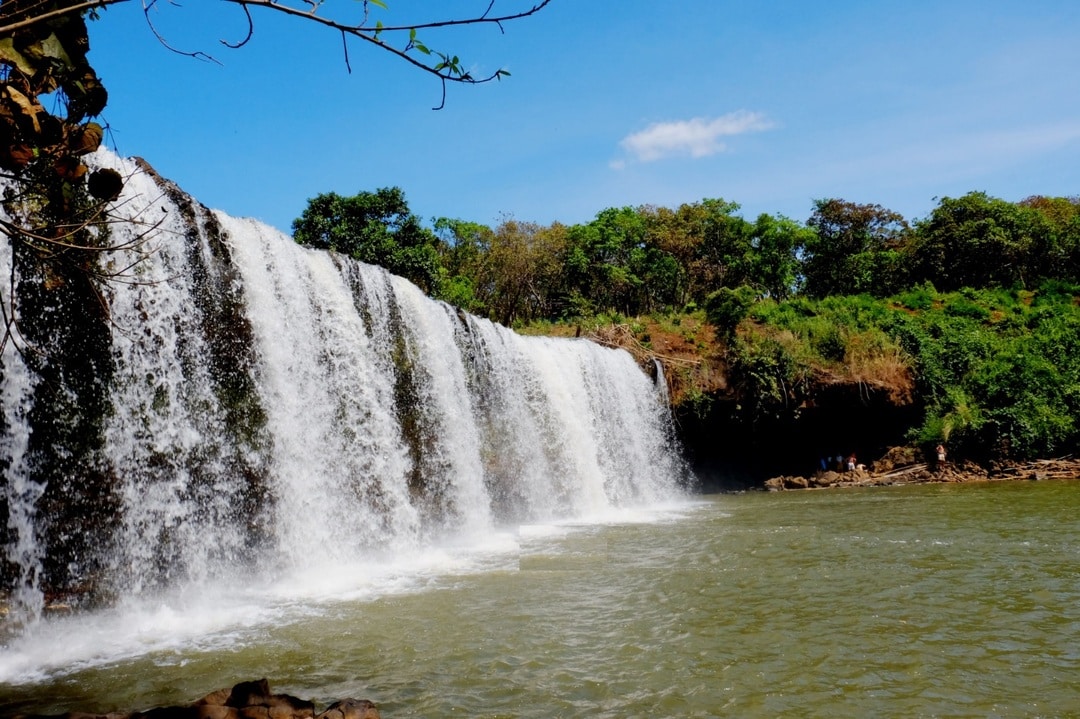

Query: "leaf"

xmin=2 ymin=85 xmax=42 ymax=134
xmin=69 ymin=122 xmax=103 ymax=156
xmin=0 ymin=38 xmax=35 ymax=75
xmin=369 ymin=0 xmax=388 ymax=8
xmin=414 ymin=42 xmax=430 ymax=55
xmin=32 ymin=33 xmax=73 ymax=66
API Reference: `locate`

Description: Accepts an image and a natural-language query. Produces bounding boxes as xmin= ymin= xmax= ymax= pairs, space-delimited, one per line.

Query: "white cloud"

xmin=618 ymin=111 xmax=774 ymax=164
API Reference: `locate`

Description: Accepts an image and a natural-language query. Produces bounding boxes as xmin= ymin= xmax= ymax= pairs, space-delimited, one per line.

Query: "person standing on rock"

xmin=936 ymin=443 xmax=947 ymax=465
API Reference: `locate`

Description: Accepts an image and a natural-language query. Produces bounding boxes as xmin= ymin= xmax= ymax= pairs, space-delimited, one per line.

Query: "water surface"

xmin=2 ymin=480 xmax=1078 ymax=718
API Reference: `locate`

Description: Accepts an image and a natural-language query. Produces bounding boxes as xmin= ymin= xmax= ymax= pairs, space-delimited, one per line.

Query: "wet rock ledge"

xmin=12 ymin=679 xmax=379 ymax=719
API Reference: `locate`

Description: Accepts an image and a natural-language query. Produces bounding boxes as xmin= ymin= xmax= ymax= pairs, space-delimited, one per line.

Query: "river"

xmin=2 ymin=479 xmax=1077 ymax=718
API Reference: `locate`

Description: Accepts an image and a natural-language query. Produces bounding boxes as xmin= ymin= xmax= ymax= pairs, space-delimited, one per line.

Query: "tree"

xmin=292 ymin=187 xmax=441 ymax=293
xmin=704 ymin=284 xmax=756 ymax=338
xmin=909 ymin=192 xmax=1052 ymax=292
xmin=482 ymin=218 xmax=566 ymax=326
xmin=803 ymin=199 xmax=909 ymax=298
xmin=562 ymin=207 xmax=653 ymax=317
xmin=1018 ymin=195 xmax=1080 ymax=283
xmin=745 ymin=213 xmax=809 ymax=301
xmin=432 ymin=217 xmax=494 ymax=313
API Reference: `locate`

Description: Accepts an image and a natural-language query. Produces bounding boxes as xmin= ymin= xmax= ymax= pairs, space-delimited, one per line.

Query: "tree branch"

xmin=0 ymin=0 xmax=126 ymax=35
xmin=3 ymin=0 xmax=551 ymax=96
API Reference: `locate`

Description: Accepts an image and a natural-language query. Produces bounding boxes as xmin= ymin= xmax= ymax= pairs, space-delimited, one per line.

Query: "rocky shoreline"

xmin=10 ymin=679 xmax=379 ymax=719
xmin=764 ymin=450 xmax=1080 ymax=491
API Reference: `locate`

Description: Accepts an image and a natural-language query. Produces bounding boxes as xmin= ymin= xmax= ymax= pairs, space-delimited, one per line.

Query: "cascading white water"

xmin=0 ymin=151 xmax=691 ymax=624
xmin=0 ymin=243 xmax=43 ymax=626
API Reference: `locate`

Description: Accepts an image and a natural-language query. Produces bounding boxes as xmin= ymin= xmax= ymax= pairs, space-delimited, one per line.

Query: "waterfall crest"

xmin=0 ymin=152 xmax=691 ymax=622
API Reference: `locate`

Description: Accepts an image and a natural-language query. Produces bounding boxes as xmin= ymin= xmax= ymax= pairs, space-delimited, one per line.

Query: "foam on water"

xmin=0 ymin=501 xmax=699 ymax=685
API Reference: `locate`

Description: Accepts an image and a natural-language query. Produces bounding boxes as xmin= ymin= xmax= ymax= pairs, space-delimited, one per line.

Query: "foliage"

xmin=292 ymin=187 xmax=442 ymax=293
xmin=802 ymin=198 xmax=909 ymax=298
xmin=746 ymin=213 xmax=810 ymax=300
xmin=482 ymin=218 xmax=566 ymax=326
xmin=704 ymin=285 xmax=756 ymax=339
xmin=908 ymin=192 xmax=1056 ymax=291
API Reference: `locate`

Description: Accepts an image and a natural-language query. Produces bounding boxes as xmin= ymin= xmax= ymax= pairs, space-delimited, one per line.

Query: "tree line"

xmin=293 ymin=188 xmax=1080 ymax=326
xmin=293 ymin=187 xmax=1080 ymax=466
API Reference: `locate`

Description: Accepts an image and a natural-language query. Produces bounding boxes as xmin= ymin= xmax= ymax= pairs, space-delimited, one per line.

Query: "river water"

xmin=2 ymin=479 xmax=1077 ymax=718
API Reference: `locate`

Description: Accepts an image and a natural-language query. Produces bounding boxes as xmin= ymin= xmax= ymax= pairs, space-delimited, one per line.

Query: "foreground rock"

xmin=764 ymin=454 xmax=1080 ymax=491
xmin=13 ymin=679 xmax=379 ymax=719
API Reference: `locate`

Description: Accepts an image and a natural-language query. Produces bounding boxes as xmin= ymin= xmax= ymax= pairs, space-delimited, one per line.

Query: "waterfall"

xmin=0 ymin=152 xmax=691 ymax=623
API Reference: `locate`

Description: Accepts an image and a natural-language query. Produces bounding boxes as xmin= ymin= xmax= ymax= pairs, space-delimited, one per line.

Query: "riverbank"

xmin=763 ymin=454 xmax=1080 ymax=491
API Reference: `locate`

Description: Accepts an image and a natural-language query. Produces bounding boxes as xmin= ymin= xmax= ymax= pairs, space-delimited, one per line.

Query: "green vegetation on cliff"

xmin=732 ymin=284 xmax=1080 ymax=461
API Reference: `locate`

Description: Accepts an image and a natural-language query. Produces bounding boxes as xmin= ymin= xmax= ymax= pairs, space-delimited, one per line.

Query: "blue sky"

xmin=86 ymin=1 xmax=1080 ymax=234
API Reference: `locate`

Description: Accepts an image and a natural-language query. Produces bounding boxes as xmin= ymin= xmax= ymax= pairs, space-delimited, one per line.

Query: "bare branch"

xmin=341 ymin=28 xmax=351 ymax=73
xmin=221 ymin=2 xmax=254 ymax=49
xmin=433 ymin=76 xmax=446 ymax=111
xmin=141 ymin=0 xmax=224 ymax=64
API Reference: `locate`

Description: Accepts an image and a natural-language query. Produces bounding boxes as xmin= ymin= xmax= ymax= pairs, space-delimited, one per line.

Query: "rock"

xmin=811 ymin=471 xmax=843 ymax=487
xmin=11 ymin=681 xmax=377 ymax=719
xmin=194 ymin=690 xmax=233 ymax=707
xmin=316 ymin=700 xmax=380 ymax=719
xmin=871 ymin=445 xmax=919 ymax=474
xmin=225 ymin=680 xmax=274 ymax=707
xmin=764 ymin=475 xmax=814 ymax=490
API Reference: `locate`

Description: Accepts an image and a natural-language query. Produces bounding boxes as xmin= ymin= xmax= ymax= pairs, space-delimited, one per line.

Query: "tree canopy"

xmin=293 ymin=187 xmax=442 ymax=293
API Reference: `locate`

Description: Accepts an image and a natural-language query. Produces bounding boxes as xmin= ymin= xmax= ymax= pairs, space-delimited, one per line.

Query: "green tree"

xmin=432 ymin=217 xmax=494 ymax=313
xmin=803 ymin=199 xmax=909 ymax=298
xmin=705 ymin=284 xmax=757 ymax=338
xmin=746 ymin=213 xmax=809 ymax=301
xmin=638 ymin=204 xmax=695 ymax=306
xmin=563 ymin=207 xmax=650 ymax=316
xmin=682 ymin=199 xmax=753 ymax=301
xmin=292 ymin=187 xmax=442 ymax=294
xmin=1018 ymin=195 xmax=1080 ymax=283
xmin=909 ymin=192 xmax=1053 ymax=291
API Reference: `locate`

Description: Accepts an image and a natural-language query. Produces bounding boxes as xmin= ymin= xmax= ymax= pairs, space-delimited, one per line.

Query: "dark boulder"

xmin=12 ymin=680 xmax=377 ymax=719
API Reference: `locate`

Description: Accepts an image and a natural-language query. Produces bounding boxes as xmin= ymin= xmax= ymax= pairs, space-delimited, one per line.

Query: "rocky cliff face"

xmin=676 ymin=380 xmax=922 ymax=490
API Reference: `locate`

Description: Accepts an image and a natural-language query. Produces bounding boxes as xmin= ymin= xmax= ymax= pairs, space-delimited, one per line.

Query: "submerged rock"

xmin=11 ymin=679 xmax=379 ymax=719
